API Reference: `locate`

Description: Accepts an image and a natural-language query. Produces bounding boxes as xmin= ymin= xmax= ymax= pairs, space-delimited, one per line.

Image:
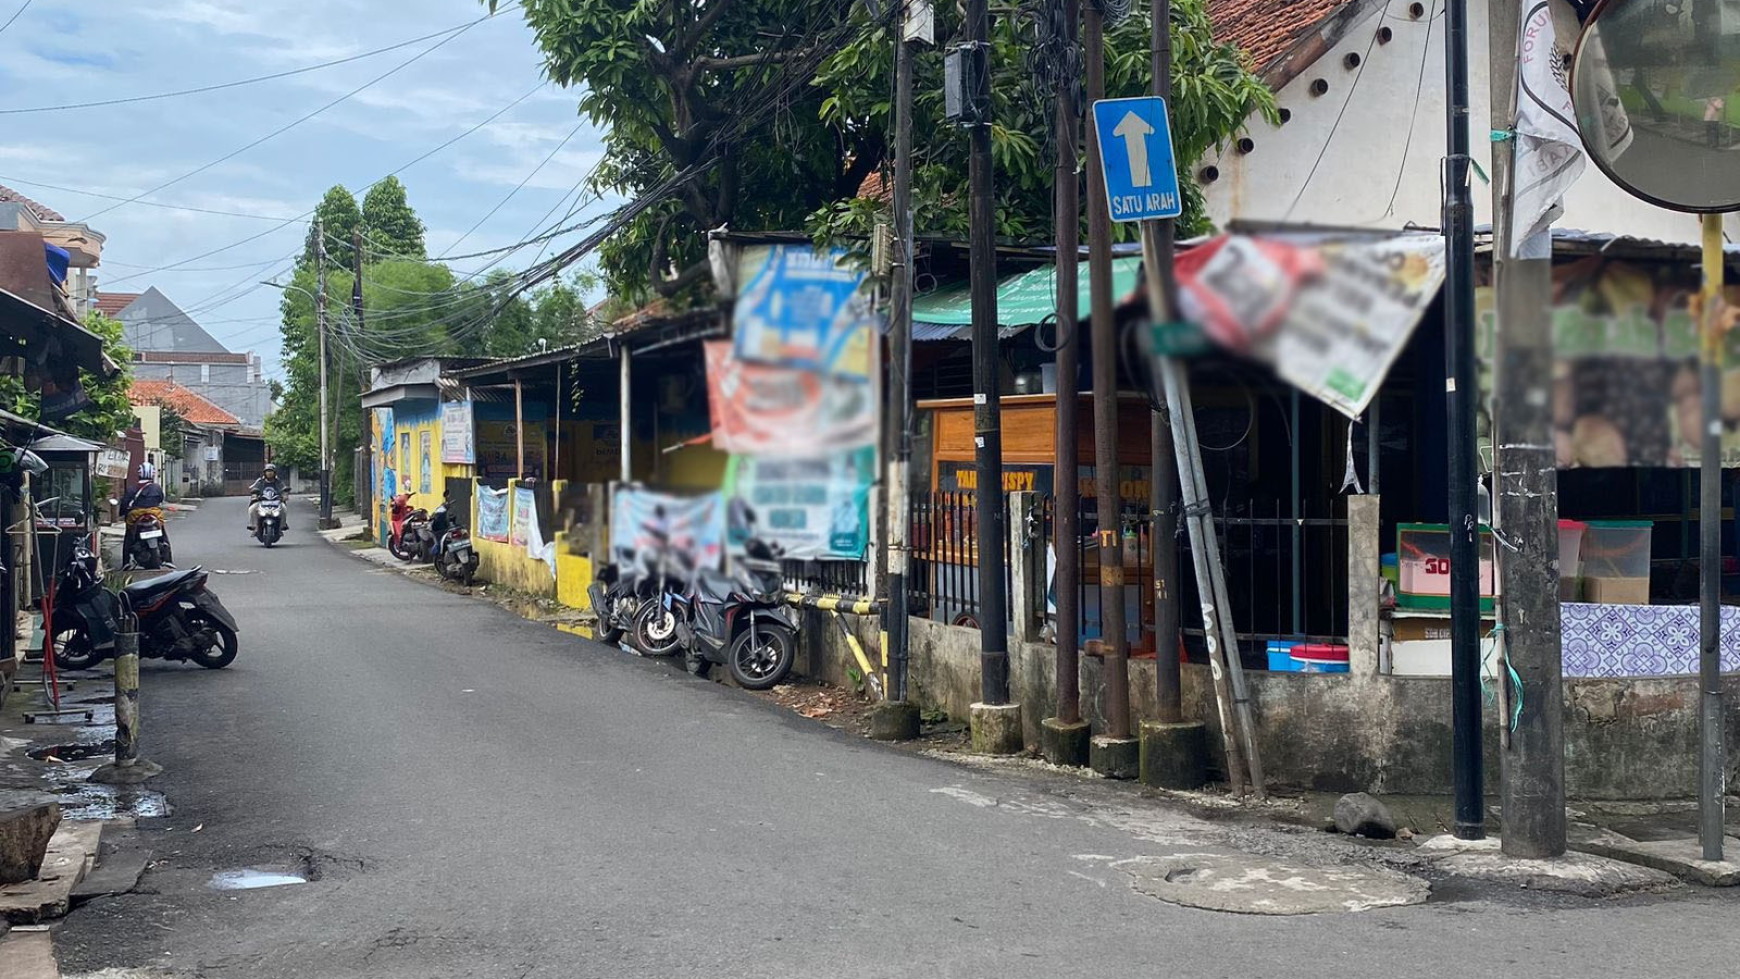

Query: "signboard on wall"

xmin=419 ymin=431 xmax=432 ymax=493
xmin=724 ymin=448 xmax=874 ymax=561
xmin=96 ymin=449 xmax=130 ymax=479
xmin=476 ymin=486 xmax=509 ymax=542
xmin=703 ymin=341 xmax=876 ymax=457
xmin=732 ymin=245 xmax=878 ymax=377
xmin=441 ymin=401 xmax=475 ymax=464
xmin=476 ymin=419 xmax=546 ymax=479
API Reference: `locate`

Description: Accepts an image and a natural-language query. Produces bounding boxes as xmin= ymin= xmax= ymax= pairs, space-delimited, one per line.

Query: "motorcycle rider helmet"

xmin=137 ymin=462 xmax=156 ymax=481
xmin=263 ymin=462 xmax=277 ymax=474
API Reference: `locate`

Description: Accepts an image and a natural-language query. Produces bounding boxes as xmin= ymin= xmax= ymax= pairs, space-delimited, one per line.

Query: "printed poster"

xmin=476 ymin=486 xmax=509 ymax=542
xmin=419 ymin=431 xmax=432 ymax=494
xmin=732 ymin=245 xmax=879 ymax=377
xmin=510 ymin=486 xmax=535 ymax=547
xmin=609 ymin=488 xmax=725 ymax=572
xmin=703 ymin=341 xmax=876 ymax=457
xmin=724 ymin=447 xmax=874 ymax=561
xmin=476 ymin=418 xmax=547 ymax=479
xmin=441 ymin=401 xmax=476 ymax=464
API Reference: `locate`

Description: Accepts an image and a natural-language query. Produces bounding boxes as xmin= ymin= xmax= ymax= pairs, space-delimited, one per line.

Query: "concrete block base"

xmin=969 ymin=702 xmax=1024 ymax=755
xmin=1090 ymin=736 xmax=1140 ymax=780
xmin=868 ymin=700 xmax=921 ymax=741
xmin=1581 ymin=833 xmax=1740 ymax=886
xmin=1139 ymin=721 xmax=1208 ymax=789
xmin=90 ymin=759 xmax=163 ymax=785
xmin=1040 ymin=717 xmax=1091 ymax=767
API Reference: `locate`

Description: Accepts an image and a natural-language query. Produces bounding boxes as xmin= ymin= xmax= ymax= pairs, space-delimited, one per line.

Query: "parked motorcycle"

xmin=430 ymin=498 xmax=478 ymax=585
xmin=50 ymin=545 xmax=240 ymax=671
xmin=629 ymin=534 xmax=692 ymax=657
xmin=587 ymin=558 xmax=641 ymax=645
xmin=669 ymin=537 xmax=795 ymax=690
xmin=388 ymin=493 xmax=428 ymax=562
xmin=253 ymin=485 xmax=285 ymax=547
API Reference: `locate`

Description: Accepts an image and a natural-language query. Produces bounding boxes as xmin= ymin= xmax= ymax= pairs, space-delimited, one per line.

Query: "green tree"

xmin=64 ymin=311 xmax=135 ymax=441
xmin=361 ymin=177 xmax=427 ymax=261
xmin=303 ymin=185 xmax=362 ymax=269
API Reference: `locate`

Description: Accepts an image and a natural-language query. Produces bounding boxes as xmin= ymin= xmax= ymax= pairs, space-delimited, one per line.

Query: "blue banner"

xmin=732 ymin=245 xmax=879 ymax=378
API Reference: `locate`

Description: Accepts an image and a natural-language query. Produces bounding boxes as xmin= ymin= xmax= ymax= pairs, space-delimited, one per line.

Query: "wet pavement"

xmin=38 ymin=497 xmax=1740 ymax=978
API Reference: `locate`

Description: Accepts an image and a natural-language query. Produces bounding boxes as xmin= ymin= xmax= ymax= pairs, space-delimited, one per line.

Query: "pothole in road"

xmin=209 ymin=868 xmax=307 ymax=890
xmin=30 ymin=739 xmax=117 ymax=761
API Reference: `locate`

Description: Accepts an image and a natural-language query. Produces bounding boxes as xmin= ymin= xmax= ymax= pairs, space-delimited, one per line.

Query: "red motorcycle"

xmin=387 ymin=493 xmax=428 ymax=562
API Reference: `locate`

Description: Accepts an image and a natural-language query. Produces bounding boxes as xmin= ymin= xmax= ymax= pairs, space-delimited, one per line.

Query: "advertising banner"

xmin=724 ymin=447 xmax=874 ymax=561
xmin=510 ymin=486 xmax=535 ymax=547
xmin=441 ymin=401 xmax=475 ymax=464
xmin=703 ymin=340 xmax=875 ymax=457
xmin=476 ymin=486 xmax=510 ymax=542
xmin=609 ymin=488 xmax=726 ymax=572
xmin=732 ymin=245 xmax=878 ymax=377
xmin=476 ymin=418 xmax=546 ymax=479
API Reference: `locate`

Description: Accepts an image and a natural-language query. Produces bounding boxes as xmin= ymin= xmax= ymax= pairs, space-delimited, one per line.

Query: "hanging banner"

xmin=724 ymin=447 xmax=874 ymax=561
xmin=703 ymin=341 xmax=876 ymax=457
xmin=419 ymin=431 xmax=433 ymax=493
xmin=732 ymin=244 xmax=878 ymax=377
xmin=522 ymin=488 xmax=556 ymax=578
xmin=1176 ymin=233 xmax=1447 ymax=418
xmin=476 ymin=485 xmax=510 ymax=542
xmin=441 ymin=401 xmax=476 ymax=464
xmin=510 ymin=486 xmax=535 ymax=546
xmin=609 ymin=488 xmax=726 ymax=571
xmin=1476 ymin=257 xmax=1740 ymax=469
xmin=96 ymin=448 xmax=130 ymax=479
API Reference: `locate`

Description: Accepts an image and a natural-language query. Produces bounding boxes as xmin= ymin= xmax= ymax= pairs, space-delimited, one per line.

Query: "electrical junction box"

xmin=944 ymin=42 xmax=990 ymax=127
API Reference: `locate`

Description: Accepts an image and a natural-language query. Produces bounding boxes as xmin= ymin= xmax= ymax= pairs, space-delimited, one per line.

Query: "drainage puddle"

xmin=209 ymin=869 xmax=307 ymax=890
xmin=29 ymin=739 xmax=118 ymax=762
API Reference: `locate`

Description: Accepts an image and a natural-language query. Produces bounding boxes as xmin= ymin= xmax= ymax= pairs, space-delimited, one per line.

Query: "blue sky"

xmin=0 ymin=0 xmax=613 ymax=380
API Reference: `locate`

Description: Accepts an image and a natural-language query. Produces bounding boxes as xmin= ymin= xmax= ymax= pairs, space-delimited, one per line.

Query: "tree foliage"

xmin=361 ymin=177 xmax=427 ymax=261
xmin=63 ymin=310 xmax=138 ymax=442
xmin=495 ymin=0 xmax=1273 ymax=300
xmin=303 ymin=186 xmax=362 ymax=269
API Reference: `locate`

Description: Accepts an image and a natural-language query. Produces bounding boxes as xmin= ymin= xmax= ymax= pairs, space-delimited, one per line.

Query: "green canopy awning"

xmin=911 ymin=257 xmax=1143 ymax=340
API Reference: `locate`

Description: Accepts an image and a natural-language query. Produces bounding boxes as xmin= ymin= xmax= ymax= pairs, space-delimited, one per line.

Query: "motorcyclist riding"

xmin=248 ymin=463 xmax=289 ymax=533
xmin=120 ymin=462 xmax=171 ymax=565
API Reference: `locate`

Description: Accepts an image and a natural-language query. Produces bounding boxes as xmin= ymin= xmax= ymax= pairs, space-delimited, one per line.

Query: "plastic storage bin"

xmin=1558 ymin=519 xmax=1587 ymax=600
xmin=1580 ymin=519 xmax=1652 ymax=605
xmin=1291 ymin=643 xmax=1350 ymax=674
xmin=1266 ymin=641 xmax=1299 ymax=672
xmin=1395 ymin=524 xmax=1498 ymax=608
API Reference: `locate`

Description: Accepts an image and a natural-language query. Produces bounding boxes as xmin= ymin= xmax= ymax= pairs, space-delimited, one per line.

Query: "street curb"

xmin=0 ymin=929 xmax=59 ymax=979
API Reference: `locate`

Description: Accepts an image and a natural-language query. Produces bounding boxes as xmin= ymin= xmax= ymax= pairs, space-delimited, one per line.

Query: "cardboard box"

xmin=1392 ymin=618 xmax=1452 ymax=642
xmin=1582 ymin=576 xmax=1650 ymax=605
xmin=1560 ymin=576 xmax=1582 ymax=601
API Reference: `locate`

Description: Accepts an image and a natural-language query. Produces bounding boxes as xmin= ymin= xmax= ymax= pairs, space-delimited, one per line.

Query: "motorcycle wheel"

xmin=51 ymin=623 xmax=101 ymax=671
xmin=630 ymin=601 xmax=682 ymax=657
xmin=389 ymin=534 xmax=417 ymax=561
xmin=684 ymin=646 xmax=712 ymax=679
xmin=190 ymin=618 xmax=239 ymax=670
xmin=138 ymin=544 xmax=163 ymax=570
xmin=727 ymin=623 xmax=795 ymax=691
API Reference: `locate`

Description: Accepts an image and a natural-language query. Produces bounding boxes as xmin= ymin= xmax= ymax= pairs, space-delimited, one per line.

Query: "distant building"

xmin=105 ymin=287 xmax=274 ymax=430
xmin=0 ymin=182 xmax=106 ymax=316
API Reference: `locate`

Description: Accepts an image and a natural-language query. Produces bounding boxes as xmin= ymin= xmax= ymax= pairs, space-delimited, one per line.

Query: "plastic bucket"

xmin=1291 ymin=643 xmax=1350 ymax=674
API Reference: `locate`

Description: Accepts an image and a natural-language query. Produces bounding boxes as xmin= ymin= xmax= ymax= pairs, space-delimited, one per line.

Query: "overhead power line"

xmin=0 ymin=4 xmax=522 ymax=116
xmin=0 ymin=0 xmax=32 ymax=38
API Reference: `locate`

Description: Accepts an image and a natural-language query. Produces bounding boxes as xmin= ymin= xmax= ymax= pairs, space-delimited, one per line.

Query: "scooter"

xmin=50 ymin=544 xmax=240 ymax=671
xmin=586 ymin=557 xmax=642 ymax=645
xmin=629 ymin=535 xmax=692 ymax=657
xmin=430 ymin=499 xmax=479 ymax=585
xmin=253 ymin=486 xmax=285 ymax=546
xmin=118 ymin=507 xmax=171 ymax=570
xmin=669 ymin=537 xmax=796 ymax=691
xmin=388 ymin=493 xmax=428 ymax=562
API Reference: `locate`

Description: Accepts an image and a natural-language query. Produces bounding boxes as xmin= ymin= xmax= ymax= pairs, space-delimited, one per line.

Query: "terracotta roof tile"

xmin=857 ymin=170 xmax=891 ymax=203
xmin=128 ymin=379 xmax=240 ymax=427
xmin=95 ymin=292 xmax=141 ymax=317
xmin=1209 ymin=0 xmax=1352 ymax=74
xmin=0 ymin=183 xmax=65 ymax=223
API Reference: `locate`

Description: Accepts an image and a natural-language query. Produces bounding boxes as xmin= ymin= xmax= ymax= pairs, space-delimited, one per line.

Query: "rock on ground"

xmin=1334 ymin=792 xmax=1397 ymax=839
xmin=0 ymin=802 xmax=61 ymax=884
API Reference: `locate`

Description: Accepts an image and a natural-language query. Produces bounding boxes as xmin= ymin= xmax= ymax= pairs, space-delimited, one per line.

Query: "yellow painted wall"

xmin=133 ymin=405 xmax=162 ymax=451
xmin=471 ymin=478 xmax=557 ymax=598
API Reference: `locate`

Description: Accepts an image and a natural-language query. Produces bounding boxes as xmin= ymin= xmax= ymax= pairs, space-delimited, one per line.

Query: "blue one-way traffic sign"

xmin=1092 ymin=96 xmax=1182 ymax=223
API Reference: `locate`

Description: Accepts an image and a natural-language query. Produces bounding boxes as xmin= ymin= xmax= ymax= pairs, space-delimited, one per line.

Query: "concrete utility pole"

xmin=1084 ymin=0 xmax=1137 ymax=779
xmin=1146 ymin=0 xmax=1182 ymax=727
xmin=872 ymin=1 xmax=925 ymax=742
xmin=1041 ymin=0 xmax=1089 ymax=768
xmin=1698 ymin=210 xmax=1726 ymax=862
xmin=316 ymin=219 xmax=332 ymax=529
xmin=1490 ymin=0 xmax=1565 ymax=859
xmin=962 ymin=0 xmax=1020 ymax=754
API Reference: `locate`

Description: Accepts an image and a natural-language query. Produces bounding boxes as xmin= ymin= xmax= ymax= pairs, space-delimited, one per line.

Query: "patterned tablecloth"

xmin=1561 ymin=602 xmax=1740 ymax=677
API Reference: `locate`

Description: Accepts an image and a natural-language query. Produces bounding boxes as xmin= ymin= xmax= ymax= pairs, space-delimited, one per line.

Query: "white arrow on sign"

xmin=1112 ymin=110 xmax=1155 ymax=188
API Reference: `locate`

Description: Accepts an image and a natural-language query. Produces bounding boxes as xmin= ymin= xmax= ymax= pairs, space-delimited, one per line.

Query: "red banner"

xmin=703 ymin=341 xmax=876 ymax=458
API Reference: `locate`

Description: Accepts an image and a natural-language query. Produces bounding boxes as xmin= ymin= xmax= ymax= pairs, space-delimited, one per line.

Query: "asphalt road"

xmin=51 ymin=498 xmax=1740 ymax=978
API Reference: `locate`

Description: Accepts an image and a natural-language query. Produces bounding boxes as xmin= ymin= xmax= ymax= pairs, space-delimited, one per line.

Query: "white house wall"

xmin=1200 ymin=0 xmax=1737 ymax=245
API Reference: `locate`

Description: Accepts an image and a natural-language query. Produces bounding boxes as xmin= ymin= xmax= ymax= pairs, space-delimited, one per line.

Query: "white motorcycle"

xmin=253 ymin=486 xmax=285 ymax=547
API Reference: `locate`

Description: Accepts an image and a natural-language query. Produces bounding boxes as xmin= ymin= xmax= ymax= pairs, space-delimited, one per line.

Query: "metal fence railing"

xmin=909 ymin=491 xmax=1016 ymax=628
xmin=781 ymin=558 xmax=870 ymax=597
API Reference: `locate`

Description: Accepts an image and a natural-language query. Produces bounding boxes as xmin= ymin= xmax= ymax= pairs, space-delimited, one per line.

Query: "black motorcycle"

xmin=669 ymin=538 xmax=795 ymax=690
xmin=51 ymin=546 xmax=240 ymax=671
xmin=587 ymin=557 xmax=641 ymax=645
xmin=628 ymin=530 xmax=691 ymax=657
xmin=253 ymin=485 xmax=285 ymax=547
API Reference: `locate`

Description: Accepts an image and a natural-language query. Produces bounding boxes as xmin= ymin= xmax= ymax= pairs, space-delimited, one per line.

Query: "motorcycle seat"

xmin=122 ymin=568 xmax=201 ymax=603
xmin=695 ymin=567 xmax=739 ymax=602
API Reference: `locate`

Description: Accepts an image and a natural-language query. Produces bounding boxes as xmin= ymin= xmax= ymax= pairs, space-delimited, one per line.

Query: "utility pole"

xmin=1698 ymin=211 xmax=1727 ymax=862
xmin=1148 ymin=0 xmax=1182 ymax=727
xmin=1490 ymin=0 xmax=1565 ymax=859
xmin=315 ymin=219 xmax=331 ymax=530
xmin=1041 ymin=0 xmax=1089 ymax=768
xmin=1084 ymin=0 xmax=1136 ymax=778
xmin=1443 ymin=0 xmax=1486 ymax=841
xmin=872 ymin=2 xmax=925 ymax=742
xmin=960 ymin=0 xmax=1020 ymax=753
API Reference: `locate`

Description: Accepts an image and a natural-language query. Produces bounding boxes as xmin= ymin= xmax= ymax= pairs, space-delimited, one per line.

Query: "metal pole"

xmin=1053 ymin=0 xmax=1083 ymax=726
xmin=1368 ymin=398 xmax=1381 ymax=495
xmin=315 ymin=220 xmax=331 ymax=526
xmin=515 ymin=377 xmax=526 ymax=480
xmin=887 ymin=21 xmax=918 ymax=706
xmin=1444 ymin=0 xmax=1486 ymax=841
xmin=967 ymin=0 xmax=1010 ymax=705
xmin=1149 ymin=0 xmax=1181 ymax=723
xmin=1085 ymin=0 xmax=1130 ymax=740
xmin=619 ymin=345 xmax=632 ymax=482
xmin=1290 ymin=387 xmax=1303 ymax=635
xmin=1699 ymin=210 xmax=1727 ymax=862
xmin=1491 ymin=0 xmax=1565 ymax=860
xmin=112 ymin=630 xmax=140 ymax=767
